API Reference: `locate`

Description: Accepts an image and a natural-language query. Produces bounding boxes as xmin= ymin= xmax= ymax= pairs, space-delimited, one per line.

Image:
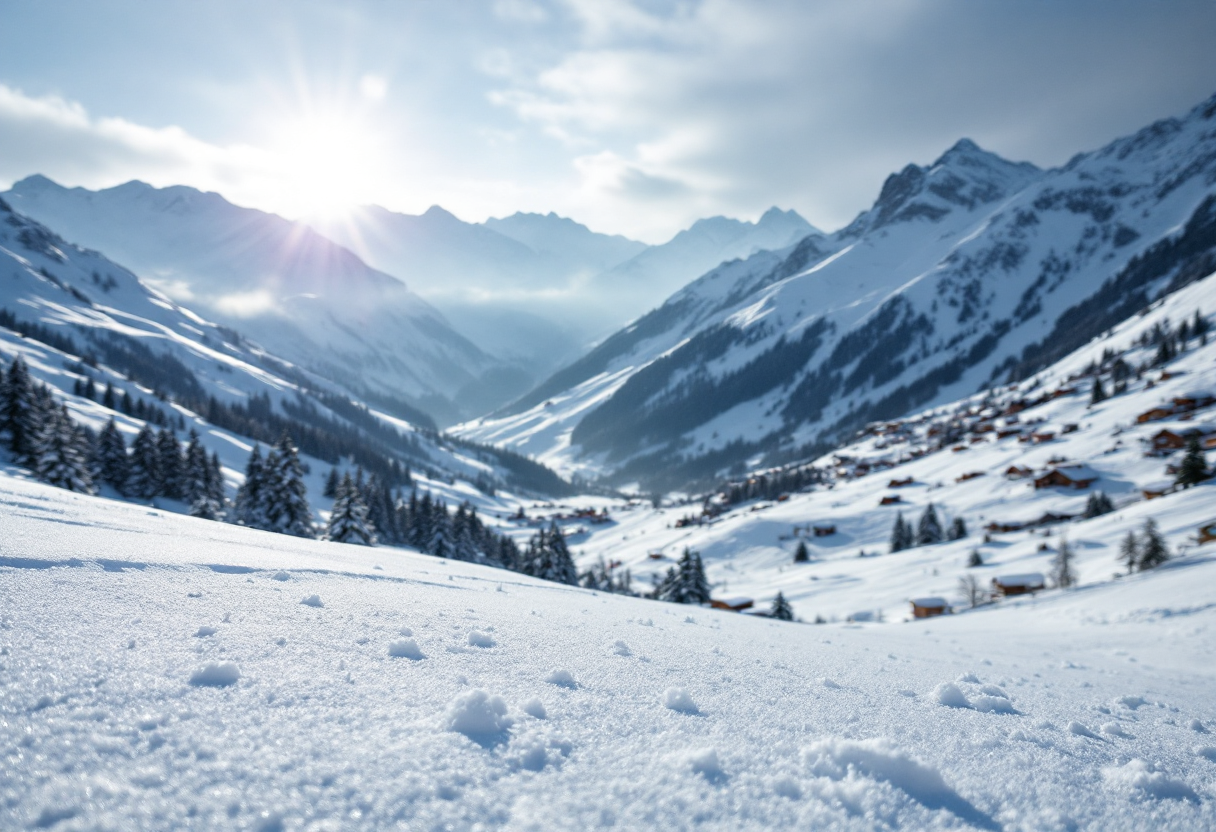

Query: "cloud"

xmin=212 ymin=289 xmax=278 ymax=318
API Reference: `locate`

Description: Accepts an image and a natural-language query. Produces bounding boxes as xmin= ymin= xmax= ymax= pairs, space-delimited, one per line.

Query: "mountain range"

xmin=455 ymin=93 xmax=1216 ymax=491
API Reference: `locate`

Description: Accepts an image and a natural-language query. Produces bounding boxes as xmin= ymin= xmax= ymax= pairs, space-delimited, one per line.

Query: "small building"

xmin=992 ymin=574 xmax=1045 ymax=597
xmin=888 ymin=477 xmax=914 ymax=488
xmin=710 ymin=596 xmax=754 ymax=612
xmin=910 ymin=597 xmax=949 ymax=619
xmin=1174 ymin=390 xmax=1215 ymax=411
xmin=880 ymin=495 xmax=903 ymax=506
xmin=1150 ymin=424 xmax=1216 ymax=453
xmin=1034 ymin=464 xmax=1098 ymax=490
xmin=956 ymin=471 xmax=985 ymax=483
xmin=1005 ymin=465 xmax=1033 ymax=479
xmin=1199 ymin=519 xmax=1216 ymax=545
xmin=1137 ymin=406 xmax=1175 ymax=424
xmin=985 ymin=521 xmax=1026 ymax=533
xmin=1062 ymin=423 xmax=1080 ymax=435
xmin=812 ymin=524 xmax=836 ymax=537
xmin=1141 ymin=481 xmax=1174 ymax=501
xmin=1031 ymin=431 xmax=1056 ymax=444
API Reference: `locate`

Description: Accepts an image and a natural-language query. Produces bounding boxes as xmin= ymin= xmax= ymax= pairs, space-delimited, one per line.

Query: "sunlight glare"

xmin=271 ymin=112 xmax=382 ymax=222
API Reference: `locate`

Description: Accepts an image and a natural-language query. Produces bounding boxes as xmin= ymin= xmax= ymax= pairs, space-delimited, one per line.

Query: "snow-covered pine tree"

xmin=232 ymin=445 xmax=266 ymax=527
xmin=0 ymin=357 xmax=39 ymax=465
xmin=916 ymin=503 xmax=943 ymax=546
xmin=156 ymin=429 xmax=185 ymax=500
xmin=36 ymin=405 xmax=95 ymax=494
xmin=967 ymin=549 xmax=983 ymax=567
xmin=102 ymin=382 xmax=116 ymax=410
xmin=544 ymin=521 xmax=578 ymax=585
xmin=1176 ymin=435 xmax=1209 ymax=488
xmin=1137 ymin=519 xmax=1169 ymax=570
xmin=770 ymin=592 xmax=794 ymax=621
xmin=1118 ymin=530 xmax=1139 ymax=574
xmin=265 ymin=435 xmax=313 ymax=538
xmin=183 ymin=431 xmax=210 ymax=505
xmin=793 ymin=540 xmax=809 ymax=563
xmin=94 ymin=418 xmax=129 ymax=493
xmin=1050 ymin=537 xmax=1077 ymax=588
xmin=1090 ymin=377 xmax=1107 ymax=405
xmin=947 ymin=516 xmax=968 ymax=541
xmin=323 ymin=468 xmax=339 ymax=499
xmin=325 ymin=472 xmax=376 ymax=545
xmin=207 ymin=452 xmax=226 ymax=507
xmin=127 ymin=424 xmax=162 ymax=500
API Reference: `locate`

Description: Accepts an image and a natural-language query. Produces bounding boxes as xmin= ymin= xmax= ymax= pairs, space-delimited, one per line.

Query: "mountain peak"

xmin=12 ymin=173 xmax=62 ymax=191
xmin=422 ymin=205 xmax=458 ymax=221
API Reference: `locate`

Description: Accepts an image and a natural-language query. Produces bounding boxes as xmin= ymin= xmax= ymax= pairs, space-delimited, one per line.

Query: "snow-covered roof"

xmin=910 ymin=597 xmax=948 ymax=608
xmin=994 ymin=573 xmax=1045 ymax=587
xmin=1046 ymin=464 xmax=1099 ymax=481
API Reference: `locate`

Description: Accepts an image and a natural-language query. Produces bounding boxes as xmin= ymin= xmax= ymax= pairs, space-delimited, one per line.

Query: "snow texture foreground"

xmin=1 ymin=476 xmax=1215 ymax=830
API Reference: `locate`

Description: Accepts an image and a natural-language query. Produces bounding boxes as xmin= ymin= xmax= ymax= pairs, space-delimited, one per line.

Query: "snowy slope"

xmin=562 ymin=269 xmax=1216 ymax=626
xmin=2 ymin=177 xmax=497 ymax=424
xmin=0 ymin=196 xmax=569 ymax=518
xmin=2 ymin=471 xmax=1214 ymax=831
xmin=458 ymin=93 xmax=1216 ymax=489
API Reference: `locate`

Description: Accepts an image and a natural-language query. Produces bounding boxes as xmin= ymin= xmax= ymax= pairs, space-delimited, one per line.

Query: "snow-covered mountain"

xmin=0 ymin=195 xmax=572 ymax=513
xmin=2 ymin=176 xmax=500 ymax=426
xmin=457 ymin=93 xmax=1216 ymax=490
xmin=484 ymin=210 xmax=648 ymax=276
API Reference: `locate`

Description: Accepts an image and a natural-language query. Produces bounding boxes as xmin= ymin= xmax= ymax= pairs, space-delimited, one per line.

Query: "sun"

xmin=270 ymin=112 xmax=383 ymax=222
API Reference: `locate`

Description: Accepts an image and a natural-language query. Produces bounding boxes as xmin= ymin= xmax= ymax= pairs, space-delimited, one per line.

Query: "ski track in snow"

xmin=1 ymin=475 xmax=1215 ymax=830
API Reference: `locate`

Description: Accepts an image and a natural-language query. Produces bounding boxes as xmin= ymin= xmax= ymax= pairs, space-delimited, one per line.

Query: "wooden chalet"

xmin=1150 ymin=424 xmax=1216 ymax=453
xmin=910 ymin=597 xmax=949 ymax=619
xmin=880 ymin=495 xmax=903 ymax=505
xmin=710 ymin=596 xmax=754 ymax=612
xmin=1137 ymin=406 xmax=1175 ymax=424
xmin=888 ymin=477 xmax=914 ymax=488
xmin=1031 ymin=431 xmax=1056 ymax=444
xmin=956 ymin=471 xmax=985 ymax=482
xmin=1199 ymin=519 xmax=1216 ymax=545
xmin=1174 ymin=390 xmax=1216 ymax=411
xmin=812 ymin=524 xmax=836 ymax=537
xmin=1005 ymin=465 xmax=1033 ymax=479
xmin=1033 ymin=464 xmax=1098 ymax=490
xmin=1141 ymin=481 xmax=1174 ymax=500
xmin=992 ymin=573 xmax=1045 ymax=597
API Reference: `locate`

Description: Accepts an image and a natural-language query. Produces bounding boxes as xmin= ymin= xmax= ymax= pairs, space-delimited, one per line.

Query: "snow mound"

xmin=971 ymin=694 xmax=1016 ymax=714
xmin=544 ymin=669 xmax=578 ymax=689
xmin=1188 ymin=718 xmax=1208 ymax=733
xmin=1196 ymin=746 xmax=1216 ymax=762
xmin=508 ymin=731 xmax=572 ymax=772
xmin=300 ymin=594 xmax=324 ymax=608
xmin=687 ymin=748 xmax=726 ymax=782
xmin=521 ymin=697 xmax=547 ymax=719
xmin=933 ymin=682 xmax=971 ymax=709
xmin=194 ymin=625 xmax=217 ymax=637
xmin=388 ymin=638 xmax=424 ymax=660
xmin=804 ymin=738 xmax=995 ymax=827
xmin=820 ymin=678 xmax=842 ymax=690
xmin=1102 ymin=759 xmax=1199 ymax=802
xmin=271 ymin=571 xmax=290 ymax=582
xmin=1101 ymin=722 xmax=1133 ymax=738
xmin=663 ymin=687 xmax=700 ymax=714
xmin=188 ymin=661 xmax=240 ymax=687
xmin=1068 ymin=721 xmax=1101 ymax=740
xmin=398 ymin=626 xmax=413 ymax=637
xmin=467 ymin=629 xmax=496 ymax=648
xmin=444 ymin=689 xmax=512 ymax=739
xmin=612 ymin=640 xmax=632 ymax=656
xmin=1117 ymin=695 xmax=1148 ymax=709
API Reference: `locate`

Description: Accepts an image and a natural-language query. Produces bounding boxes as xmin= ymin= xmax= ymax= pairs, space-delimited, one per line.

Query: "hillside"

xmin=457 ymin=93 xmax=1216 ymax=490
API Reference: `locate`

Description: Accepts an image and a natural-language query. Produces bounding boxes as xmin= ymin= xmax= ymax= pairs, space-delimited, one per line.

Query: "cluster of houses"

xmin=910 ymin=573 xmax=1047 ymax=618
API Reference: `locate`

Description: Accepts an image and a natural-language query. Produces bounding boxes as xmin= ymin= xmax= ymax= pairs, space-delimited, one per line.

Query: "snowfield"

xmin=2 ymin=474 xmax=1215 ymax=831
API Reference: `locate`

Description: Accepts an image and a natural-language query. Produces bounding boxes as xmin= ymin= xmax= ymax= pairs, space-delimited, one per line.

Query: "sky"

xmin=2 ymin=0 xmax=1216 ymax=243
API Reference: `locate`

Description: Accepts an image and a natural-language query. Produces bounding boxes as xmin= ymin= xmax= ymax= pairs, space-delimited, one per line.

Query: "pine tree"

xmin=94 ymin=418 xmax=129 ymax=493
xmin=0 ymin=357 xmax=39 ymax=465
xmin=770 ymin=591 xmax=794 ymax=621
xmin=102 ymin=382 xmax=116 ymax=410
xmin=1119 ymin=530 xmax=1139 ymax=574
xmin=1083 ymin=491 xmax=1114 ymax=519
xmin=1138 ymin=518 xmax=1169 ymax=570
xmin=233 ymin=445 xmax=266 ymax=527
xmin=127 ymin=425 xmax=162 ymax=500
xmin=36 ymin=405 xmax=95 ymax=493
xmin=157 ymin=429 xmax=185 ymax=500
xmin=182 ymin=431 xmax=210 ymax=504
xmin=323 ymin=468 xmax=340 ymax=499
xmin=1090 ymin=377 xmax=1107 ymax=405
xmin=522 ymin=523 xmax=577 ymax=585
xmin=1176 ymin=435 xmax=1208 ymax=488
xmin=1050 ymin=537 xmax=1076 ymax=588
xmin=207 ymin=452 xmax=226 ymax=507
xmin=264 ymin=435 xmax=313 ymax=537
xmin=428 ymin=500 xmax=453 ymax=557
xmin=793 ymin=540 xmax=809 ymax=563
xmin=661 ymin=548 xmax=710 ymax=604
xmin=890 ymin=512 xmax=909 ymax=553
xmin=916 ymin=503 xmax=943 ymax=546
xmin=84 ymin=377 xmax=96 ymax=401
xmin=966 ymin=549 xmax=983 ymax=567
xmin=325 ymin=472 xmax=376 ymax=545
xmin=947 ymin=516 xmax=967 ymax=541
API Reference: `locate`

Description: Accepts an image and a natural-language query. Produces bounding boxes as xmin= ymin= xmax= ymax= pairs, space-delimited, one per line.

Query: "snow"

xmin=662 ymin=687 xmax=701 ymax=714
xmin=388 ymin=638 xmax=425 ymax=660
xmin=299 ymin=594 xmax=324 ymax=608
xmin=187 ymin=661 xmax=240 ymax=687
xmin=543 ymin=668 xmax=578 ymax=688
xmin=1102 ymin=758 xmax=1200 ymax=802
xmin=445 ymin=689 xmax=513 ymax=739
xmin=467 ymin=629 xmax=496 ymax=648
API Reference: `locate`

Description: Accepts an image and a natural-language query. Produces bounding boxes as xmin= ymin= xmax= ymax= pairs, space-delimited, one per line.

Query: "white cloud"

xmin=359 ymin=74 xmax=388 ymax=102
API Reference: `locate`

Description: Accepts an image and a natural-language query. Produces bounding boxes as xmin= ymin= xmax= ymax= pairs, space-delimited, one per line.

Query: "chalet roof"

xmin=1044 ymin=464 xmax=1099 ymax=481
xmin=994 ymin=573 xmax=1045 ymax=588
xmin=910 ymin=597 xmax=948 ymax=608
